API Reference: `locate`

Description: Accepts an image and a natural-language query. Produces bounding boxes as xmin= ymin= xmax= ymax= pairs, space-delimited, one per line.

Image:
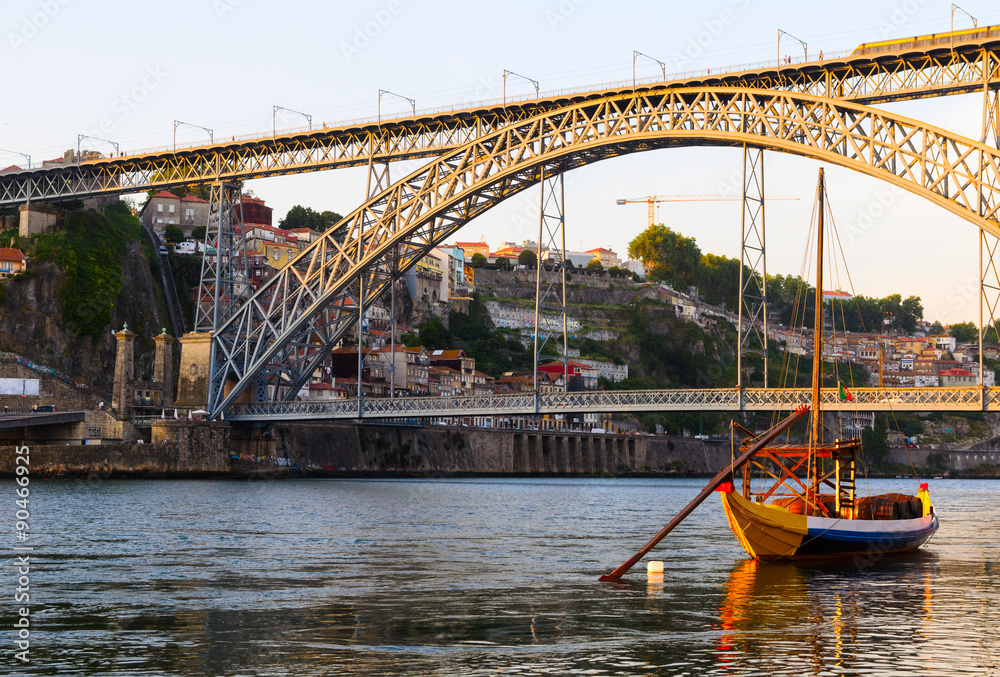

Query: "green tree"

xmin=627 ymin=224 xmax=702 ymax=286
xmin=163 ymin=225 xmax=184 ymax=243
xmin=899 ymin=295 xmax=923 ymax=332
xmin=470 ymin=252 xmax=488 ymax=268
xmin=929 ymin=320 xmax=944 ymax=334
xmin=191 ymin=225 xmax=207 ymax=241
xmin=586 ymin=259 xmax=604 ymax=274
xmin=278 ymin=205 xmax=343 ymax=232
xmin=417 ymin=317 xmax=453 ymax=351
xmin=862 ymin=414 xmax=890 ymax=466
xmin=518 ymin=249 xmax=537 ymax=268
xmin=949 ymin=321 xmax=977 ymax=343
xmin=697 ymin=253 xmax=742 ymax=310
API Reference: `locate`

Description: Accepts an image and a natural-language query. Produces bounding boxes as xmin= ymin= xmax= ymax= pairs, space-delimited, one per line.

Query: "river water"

xmin=4 ymin=476 xmax=999 ymax=676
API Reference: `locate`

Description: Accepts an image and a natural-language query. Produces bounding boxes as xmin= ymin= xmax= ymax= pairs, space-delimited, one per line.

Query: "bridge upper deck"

xmin=2 ymin=36 xmax=999 ymax=206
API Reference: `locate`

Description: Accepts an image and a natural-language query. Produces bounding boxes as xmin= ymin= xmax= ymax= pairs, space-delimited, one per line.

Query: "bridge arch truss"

xmin=209 ymin=86 xmax=1000 ymax=416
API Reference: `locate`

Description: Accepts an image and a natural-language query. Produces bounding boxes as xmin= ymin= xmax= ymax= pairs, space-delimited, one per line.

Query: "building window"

xmin=157 ymin=218 xmax=162 ymax=224
xmin=168 ymin=205 xmax=175 ymax=213
xmin=157 ymin=204 xmax=163 ymax=213
xmin=186 ymin=208 xmax=194 ymax=217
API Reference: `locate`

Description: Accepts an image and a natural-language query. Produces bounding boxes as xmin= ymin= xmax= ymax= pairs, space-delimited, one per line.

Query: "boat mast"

xmin=811 ymin=168 xmax=825 ymax=448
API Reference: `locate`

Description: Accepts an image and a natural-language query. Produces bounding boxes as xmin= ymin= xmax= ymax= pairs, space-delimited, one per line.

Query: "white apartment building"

xmin=575 ymin=358 xmax=629 ymax=383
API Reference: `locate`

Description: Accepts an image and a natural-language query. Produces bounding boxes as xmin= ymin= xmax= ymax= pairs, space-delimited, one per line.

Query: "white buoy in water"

xmin=646 ymin=560 xmax=664 ymax=574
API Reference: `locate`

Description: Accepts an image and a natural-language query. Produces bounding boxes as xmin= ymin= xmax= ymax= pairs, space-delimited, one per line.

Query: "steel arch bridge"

xmin=209 ymin=86 xmax=1000 ymax=417
xmin=1 ymin=40 xmax=999 ymax=205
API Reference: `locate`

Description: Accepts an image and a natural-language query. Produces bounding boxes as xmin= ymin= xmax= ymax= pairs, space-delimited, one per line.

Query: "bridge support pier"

xmin=111 ymin=327 xmax=137 ymax=415
xmin=738 ymin=144 xmax=768 ymax=388
xmin=175 ymin=332 xmax=212 ymax=411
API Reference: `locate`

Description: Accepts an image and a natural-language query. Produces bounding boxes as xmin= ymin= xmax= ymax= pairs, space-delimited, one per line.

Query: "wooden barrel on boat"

xmin=909 ymin=497 xmax=923 ymax=518
xmin=855 ymin=497 xmax=875 ymax=520
xmin=872 ymin=497 xmax=900 ymax=520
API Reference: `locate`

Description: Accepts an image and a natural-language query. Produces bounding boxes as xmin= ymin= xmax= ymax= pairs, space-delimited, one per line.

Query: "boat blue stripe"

xmin=806 ymin=525 xmax=936 ymax=543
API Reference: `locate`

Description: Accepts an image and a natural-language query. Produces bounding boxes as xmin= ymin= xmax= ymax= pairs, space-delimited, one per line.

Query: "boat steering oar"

xmin=598 ymin=404 xmax=810 ymax=582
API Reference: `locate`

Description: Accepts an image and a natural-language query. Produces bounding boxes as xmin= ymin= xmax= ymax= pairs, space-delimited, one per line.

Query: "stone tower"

xmin=111 ymin=325 xmax=137 ymax=414
xmin=153 ymin=330 xmax=175 ymax=405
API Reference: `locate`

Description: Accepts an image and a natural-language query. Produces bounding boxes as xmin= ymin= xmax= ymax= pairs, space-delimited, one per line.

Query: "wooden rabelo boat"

xmin=599 ymin=168 xmax=937 ymax=582
xmin=719 ymin=168 xmax=938 ymax=562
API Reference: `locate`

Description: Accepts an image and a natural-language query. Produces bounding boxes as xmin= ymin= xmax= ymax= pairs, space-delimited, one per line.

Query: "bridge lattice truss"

xmin=207 ymin=84 xmax=1000 ymax=417
xmin=1 ymin=43 xmax=998 ymax=205
xmin=226 ymin=387 xmax=1000 ymax=421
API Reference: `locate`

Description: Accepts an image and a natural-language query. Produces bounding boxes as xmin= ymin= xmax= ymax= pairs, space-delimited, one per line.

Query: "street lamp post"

xmin=502 ymin=70 xmax=539 ymax=106
xmin=0 ymin=148 xmax=31 ymax=169
xmin=273 ymin=105 xmax=312 ymax=136
xmin=77 ymin=134 xmax=120 ymax=162
xmin=951 ymin=4 xmax=978 ymax=50
xmin=633 ymin=50 xmax=666 ymax=88
xmin=777 ymin=29 xmax=808 ymax=65
xmin=173 ymin=120 xmax=214 ymax=151
xmin=377 ymin=90 xmax=416 ymax=123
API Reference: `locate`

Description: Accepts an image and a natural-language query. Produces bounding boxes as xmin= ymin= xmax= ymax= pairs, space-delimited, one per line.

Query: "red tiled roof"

xmin=429 ymin=349 xmax=466 ymax=359
xmin=152 ymin=190 xmax=180 ymax=199
xmin=585 ymin=247 xmax=615 ymax=253
xmin=0 ymin=248 xmax=26 ymax=263
xmin=181 ymin=195 xmax=207 ymax=202
xmin=938 ymin=369 xmax=975 ymax=376
xmin=0 ymin=164 xmax=23 ymax=174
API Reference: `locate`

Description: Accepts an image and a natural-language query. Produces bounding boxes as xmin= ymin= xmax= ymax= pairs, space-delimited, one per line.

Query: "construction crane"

xmin=616 ymin=194 xmax=800 ymax=227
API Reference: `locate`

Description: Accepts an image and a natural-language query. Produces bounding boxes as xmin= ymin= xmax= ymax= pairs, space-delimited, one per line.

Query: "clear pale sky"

xmin=3 ymin=0 xmax=999 ymax=324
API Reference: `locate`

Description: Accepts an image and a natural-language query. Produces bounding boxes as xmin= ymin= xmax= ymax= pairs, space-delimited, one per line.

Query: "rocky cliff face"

xmin=0 ymin=240 xmax=167 ymax=394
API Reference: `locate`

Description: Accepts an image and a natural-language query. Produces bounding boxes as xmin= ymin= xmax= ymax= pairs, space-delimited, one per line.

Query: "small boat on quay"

xmin=600 ymin=168 xmax=937 ymax=581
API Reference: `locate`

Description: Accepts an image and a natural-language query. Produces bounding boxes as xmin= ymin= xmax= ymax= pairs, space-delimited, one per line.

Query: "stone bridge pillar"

xmin=153 ymin=331 xmax=175 ymax=405
xmin=175 ymin=332 xmax=212 ymax=411
xmin=111 ymin=327 xmax=136 ymax=415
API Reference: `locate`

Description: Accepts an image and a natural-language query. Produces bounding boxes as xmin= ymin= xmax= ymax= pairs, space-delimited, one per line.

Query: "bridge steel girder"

xmin=3 ymin=42 xmax=1000 ymax=206
xmin=225 ymin=386 xmax=1000 ymax=421
xmin=209 ymin=87 xmax=1000 ymax=417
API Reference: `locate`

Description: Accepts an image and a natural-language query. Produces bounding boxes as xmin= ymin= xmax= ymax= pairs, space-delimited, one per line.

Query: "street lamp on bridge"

xmin=633 ymin=50 xmax=666 ymax=88
xmin=0 ymin=148 xmax=30 ymax=170
xmin=173 ymin=120 xmax=214 ymax=151
xmin=273 ymin=105 xmax=312 ymax=137
xmin=777 ymin=29 xmax=808 ymax=65
xmin=951 ymin=4 xmax=978 ymax=50
xmin=502 ymin=70 xmax=539 ymax=106
xmin=76 ymin=134 xmax=119 ymax=162
xmin=378 ymin=90 xmax=416 ymax=123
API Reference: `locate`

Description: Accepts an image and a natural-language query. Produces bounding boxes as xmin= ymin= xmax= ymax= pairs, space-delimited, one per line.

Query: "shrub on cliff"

xmin=33 ymin=201 xmax=141 ymax=336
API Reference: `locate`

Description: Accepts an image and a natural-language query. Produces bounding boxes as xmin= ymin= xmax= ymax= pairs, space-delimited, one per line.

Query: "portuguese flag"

xmin=839 ymin=382 xmax=853 ymax=402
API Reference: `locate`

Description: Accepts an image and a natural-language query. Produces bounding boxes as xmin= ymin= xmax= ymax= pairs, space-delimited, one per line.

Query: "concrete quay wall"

xmin=4 ymin=416 xmax=1000 ymax=478
xmin=238 ymin=422 xmax=735 ymax=475
xmin=0 ymin=420 xmax=231 ymax=478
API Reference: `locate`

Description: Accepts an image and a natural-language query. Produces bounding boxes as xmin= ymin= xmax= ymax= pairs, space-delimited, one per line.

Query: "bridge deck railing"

xmin=224 ymin=386 xmax=1000 ymax=421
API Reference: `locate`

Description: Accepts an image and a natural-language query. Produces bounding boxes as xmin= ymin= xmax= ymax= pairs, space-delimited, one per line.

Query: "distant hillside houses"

xmin=484 ymin=300 xmax=582 ymax=333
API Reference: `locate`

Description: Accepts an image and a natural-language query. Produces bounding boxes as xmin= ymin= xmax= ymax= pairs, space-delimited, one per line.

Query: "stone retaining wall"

xmin=233 ymin=422 xmax=733 ymax=475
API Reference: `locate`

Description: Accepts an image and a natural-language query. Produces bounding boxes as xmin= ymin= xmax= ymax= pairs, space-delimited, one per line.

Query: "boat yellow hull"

xmin=720 ymin=489 xmax=939 ymax=562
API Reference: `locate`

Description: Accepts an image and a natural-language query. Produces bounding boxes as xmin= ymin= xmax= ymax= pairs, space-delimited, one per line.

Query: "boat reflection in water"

xmin=715 ymin=556 xmax=949 ymax=675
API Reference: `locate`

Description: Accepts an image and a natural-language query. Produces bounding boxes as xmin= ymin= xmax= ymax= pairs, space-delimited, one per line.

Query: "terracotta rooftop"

xmin=0 ymin=248 xmax=26 ymax=263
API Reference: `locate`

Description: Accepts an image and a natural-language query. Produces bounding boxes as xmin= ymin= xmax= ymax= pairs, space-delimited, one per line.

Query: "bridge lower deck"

xmin=224 ymin=387 xmax=1000 ymax=421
